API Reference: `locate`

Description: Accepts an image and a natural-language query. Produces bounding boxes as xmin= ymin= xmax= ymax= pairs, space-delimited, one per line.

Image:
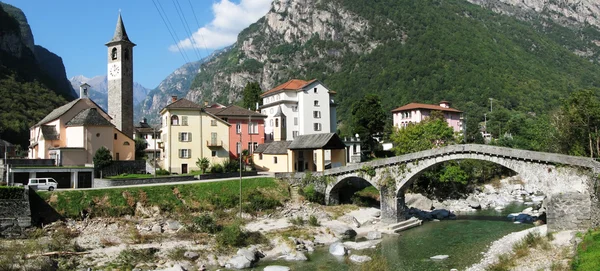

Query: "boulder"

xmin=343 ymin=240 xmax=381 ymax=250
xmin=226 ymin=255 xmax=252 ymax=269
xmin=405 ymin=193 xmax=433 ymax=210
xmin=349 ymin=255 xmax=372 ymax=263
xmin=338 ymin=215 xmax=361 ymax=228
xmin=279 ymin=251 xmax=307 ymax=261
xmin=264 ymin=266 xmax=291 ymax=271
xmin=521 ymin=207 xmax=534 ymax=215
xmin=151 ymin=224 xmax=162 ymax=233
xmin=328 ymin=224 xmax=357 ymax=239
xmin=373 ymin=210 xmax=381 ymax=218
xmin=329 ymin=242 xmax=347 ymax=256
xmin=430 ymin=209 xmax=451 ymax=220
xmin=366 ymin=231 xmax=382 ymax=240
xmin=467 ymin=195 xmax=481 ymax=209
xmin=166 ymin=220 xmax=182 ymax=231
xmin=430 ymin=255 xmax=449 ymax=260
xmin=184 ymin=251 xmax=199 ymax=260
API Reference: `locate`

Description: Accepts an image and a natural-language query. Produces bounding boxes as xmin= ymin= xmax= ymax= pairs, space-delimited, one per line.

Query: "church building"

xmin=28 ymin=13 xmax=136 ymax=165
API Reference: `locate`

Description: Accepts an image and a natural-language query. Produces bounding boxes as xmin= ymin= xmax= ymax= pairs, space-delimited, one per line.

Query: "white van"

xmin=27 ymin=178 xmax=58 ymax=191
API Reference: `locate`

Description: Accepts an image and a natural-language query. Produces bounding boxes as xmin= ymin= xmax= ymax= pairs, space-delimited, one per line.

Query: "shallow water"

xmin=255 ymin=203 xmax=532 ymax=271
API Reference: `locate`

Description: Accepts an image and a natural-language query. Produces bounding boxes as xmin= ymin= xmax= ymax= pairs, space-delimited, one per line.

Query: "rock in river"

xmin=329 ymin=242 xmax=347 ymax=256
xmin=349 ymin=254 xmax=372 ymax=263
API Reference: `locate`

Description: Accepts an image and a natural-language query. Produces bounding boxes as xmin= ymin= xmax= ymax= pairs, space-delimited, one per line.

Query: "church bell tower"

xmin=106 ymin=12 xmax=135 ymax=138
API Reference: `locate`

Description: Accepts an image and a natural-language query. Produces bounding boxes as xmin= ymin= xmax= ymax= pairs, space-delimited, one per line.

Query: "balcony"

xmin=207 ymin=140 xmax=223 ymax=148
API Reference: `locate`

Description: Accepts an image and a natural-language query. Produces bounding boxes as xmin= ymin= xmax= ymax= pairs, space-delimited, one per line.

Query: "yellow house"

xmin=160 ymin=97 xmax=230 ymax=174
xmin=29 ymin=98 xmax=135 ymax=165
xmin=254 ymin=133 xmax=346 ymax=173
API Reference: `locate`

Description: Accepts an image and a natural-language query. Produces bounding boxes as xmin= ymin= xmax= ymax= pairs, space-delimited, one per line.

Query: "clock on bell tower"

xmin=106 ymin=12 xmax=135 ymax=138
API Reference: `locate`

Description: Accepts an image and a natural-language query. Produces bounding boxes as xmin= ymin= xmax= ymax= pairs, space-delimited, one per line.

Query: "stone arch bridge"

xmin=276 ymin=144 xmax=600 ymax=231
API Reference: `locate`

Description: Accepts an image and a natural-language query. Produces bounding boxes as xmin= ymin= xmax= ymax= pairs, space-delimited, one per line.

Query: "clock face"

xmin=108 ymin=62 xmax=121 ymax=80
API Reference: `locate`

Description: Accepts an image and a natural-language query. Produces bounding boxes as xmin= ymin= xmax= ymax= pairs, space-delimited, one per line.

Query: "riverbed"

xmin=256 ymin=206 xmax=532 ymax=270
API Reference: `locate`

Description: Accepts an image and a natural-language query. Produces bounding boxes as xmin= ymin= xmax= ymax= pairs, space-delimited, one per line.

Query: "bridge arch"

xmin=326 ymin=175 xmax=380 ymax=205
xmin=394 ymin=154 xmax=522 ymax=196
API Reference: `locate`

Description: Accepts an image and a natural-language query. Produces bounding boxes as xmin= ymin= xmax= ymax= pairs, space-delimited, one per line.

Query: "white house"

xmin=260 ymin=79 xmax=337 ymax=142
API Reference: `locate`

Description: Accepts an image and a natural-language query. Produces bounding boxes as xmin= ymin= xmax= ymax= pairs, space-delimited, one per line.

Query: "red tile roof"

xmin=261 ymin=79 xmax=318 ymax=97
xmin=391 ymin=103 xmax=463 ymax=113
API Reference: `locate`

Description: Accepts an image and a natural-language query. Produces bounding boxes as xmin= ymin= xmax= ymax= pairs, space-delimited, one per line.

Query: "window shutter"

xmin=187 ymin=149 xmax=191 ymax=158
xmin=187 ymin=132 xmax=192 ymax=142
xmin=178 ymin=149 xmax=182 ymax=158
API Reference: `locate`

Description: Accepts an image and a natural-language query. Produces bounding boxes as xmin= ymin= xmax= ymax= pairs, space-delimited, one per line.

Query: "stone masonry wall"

xmin=93 ymin=175 xmax=195 ymax=188
xmin=0 ymin=189 xmax=31 ymax=238
xmin=547 ymin=192 xmax=592 ymax=231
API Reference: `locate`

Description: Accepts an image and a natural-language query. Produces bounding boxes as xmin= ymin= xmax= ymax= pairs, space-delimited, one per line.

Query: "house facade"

xmin=260 ymin=79 xmax=337 ymax=142
xmin=391 ymin=101 xmax=463 ymax=133
xmin=160 ymin=97 xmax=230 ymax=174
xmin=28 ymin=86 xmax=134 ymax=166
xmin=134 ymin=118 xmax=162 ymax=160
xmin=205 ymin=104 xmax=266 ymax=159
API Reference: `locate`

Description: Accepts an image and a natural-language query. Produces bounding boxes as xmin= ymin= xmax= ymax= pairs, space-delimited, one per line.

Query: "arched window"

xmin=111 ymin=48 xmax=118 ymax=60
xmin=123 ymin=141 xmax=130 ymax=146
xmin=171 ymin=115 xmax=179 ymax=125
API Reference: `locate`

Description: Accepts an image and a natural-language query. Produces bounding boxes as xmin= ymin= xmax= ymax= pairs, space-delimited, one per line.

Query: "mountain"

xmin=69 ymin=75 xmax=149 ymax=119
xmin=0 ymin=2 xmax=76 ymax=148
xmin=137 ymin=48 xmax=227 ymax=124
xmin=180 ymin=0 xmax=600 ymax=138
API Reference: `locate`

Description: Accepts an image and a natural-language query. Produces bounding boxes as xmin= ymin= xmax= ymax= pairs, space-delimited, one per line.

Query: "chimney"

xmin=142 ymin=118 xmax=147 ymax=124
xmin=204 ymin=100 xmax=209 ymax=106
xmin=171 ymin=96 xmax=178 ymax=103
xmin=79 ymin=83 xmax=91 ymax=99
xmin=439 ymin=100 xmax=450 ymax=108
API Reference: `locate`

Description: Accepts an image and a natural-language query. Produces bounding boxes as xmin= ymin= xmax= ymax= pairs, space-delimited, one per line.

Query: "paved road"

xmin=55 ymin=172 xmax=276 ymax=191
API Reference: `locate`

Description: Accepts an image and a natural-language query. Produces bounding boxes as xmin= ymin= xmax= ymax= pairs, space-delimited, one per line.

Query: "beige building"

xmin=160 ymin=97 xmax=230 ymax=174
xmin=254 ymin=133 xmax=346 ymax=173
xmin=29 ymin=90 xmax=135 ymax=166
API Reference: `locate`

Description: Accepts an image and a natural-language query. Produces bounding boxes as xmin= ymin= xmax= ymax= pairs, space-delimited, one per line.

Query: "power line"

xmin=173 ymin=0 xmax=202 ymax=60
xmin=187 ymin=0 xmax=211 ymax=58
xmin=151 ymin=0 xmax=190 ymax=63
xmin=155 ymin=0 xmax=192 ymax=63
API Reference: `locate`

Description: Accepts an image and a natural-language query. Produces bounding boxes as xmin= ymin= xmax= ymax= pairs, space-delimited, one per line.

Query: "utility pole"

xmin=239 ymin=124 xmax=243 ymax=219
xmin=153 ymin=126 xmax=157 ymax=178
xmin=489 ymin=98 xmax=493 ymax=112
xmin=484 ymin=113 xmax=487 ymax=133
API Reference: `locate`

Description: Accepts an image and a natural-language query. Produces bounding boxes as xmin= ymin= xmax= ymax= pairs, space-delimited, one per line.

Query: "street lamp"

xmin=153 ymin=125 xmax=157 ymax=178
xmin=489 ymin=98 xmax=493 ymax=112
xmin=484 ymin=113 xmax=487 ymax=133
xmin=239 ymin=123 xmax=243 ymax=218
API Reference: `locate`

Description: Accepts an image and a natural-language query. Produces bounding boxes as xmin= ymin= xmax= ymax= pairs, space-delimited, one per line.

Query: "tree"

xmin=196 ymin=157 xmax=210 ymax=173
xmin=552 ymin=90 xmax=600 ymax=157
xmin=350 ymin=94 xmax=387 ymax=157
xmin=390 ymin=111 xmax=455 ymax=155
xmin=242 ymin=82 xmax=262 ymax=110
xmin=134 ymin=137 xmax=147 ymax=160
xmin=93 ymin=147 xmax=112 ymax=170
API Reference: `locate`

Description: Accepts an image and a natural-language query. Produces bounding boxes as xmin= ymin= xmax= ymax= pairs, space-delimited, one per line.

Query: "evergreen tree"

xmin=350 ymin=94 xmax=387 ymax=157
xmin=242 ymin=82 xmax=262 ymax=110
xmin=93 ymin=147 xmax=112 ymax=170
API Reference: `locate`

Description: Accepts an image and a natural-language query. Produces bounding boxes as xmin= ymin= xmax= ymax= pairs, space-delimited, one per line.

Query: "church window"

xmin=114 ymin=133 xmax=117 ymax=140
xmin=123 ymin=141 xmax=130 ymax=146
xmin=314 ymin=100 xmax=320 ymax=107
xmin=171 ymin=115 xmax=179 ymax=125
xmin=111 ymin=48 xmax=118 ymax=60
xmin=274 ymin=157 xmax=278 ymax=164
xmin=124 ymin=48 xmax=130 ymax=60
xmin=314 ymin=87 xmax=318 ymax=93
xmin=275 ymin=119 xmax=279 ymax=127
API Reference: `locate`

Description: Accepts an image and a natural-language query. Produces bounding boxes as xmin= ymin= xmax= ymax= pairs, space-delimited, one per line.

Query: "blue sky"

xmin=3 ymin=0 xmax=272 ymax=89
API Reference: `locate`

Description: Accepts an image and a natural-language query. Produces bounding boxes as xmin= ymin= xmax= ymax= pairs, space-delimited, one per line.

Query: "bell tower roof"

xmin=106 ymin=12 xmax=136 ymax=46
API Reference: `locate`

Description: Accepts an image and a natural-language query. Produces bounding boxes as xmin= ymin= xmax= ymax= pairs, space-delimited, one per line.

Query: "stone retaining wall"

xmin=0 ymin=189 xmax=31 ymax=238
xmin=93 ymin=171 xmax=259 ymax=188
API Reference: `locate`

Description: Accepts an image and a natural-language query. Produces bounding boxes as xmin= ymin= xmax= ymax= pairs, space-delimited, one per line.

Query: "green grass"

xmin=572 ymin=228 xmax=600 ymax=270
xmin=39 ymin=177 xmax=289 ymax=218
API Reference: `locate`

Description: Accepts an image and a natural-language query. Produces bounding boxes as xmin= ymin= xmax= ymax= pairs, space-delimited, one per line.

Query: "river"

xmin=256 ymin=204 xmax=532 ymax=270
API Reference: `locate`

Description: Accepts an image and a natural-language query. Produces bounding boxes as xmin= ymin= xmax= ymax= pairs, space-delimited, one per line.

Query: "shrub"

xmin=243 ymin=190 xmax=281 ymax=213
xmin=308 ymin=215 xmax=320 ymax=226
xmin=301 ymin=184 xmax=325 ymax=204
xmin=210 ymin=163 xmax=224 ymax=173
xmin=155 ymin=168 xmax=170 ymax=175
xmin=196 ymin=157 xmax=210 ymax=173
xmin=192 ymin=214 xmax=221 ymax=233
xmin=216 ymin=222 xmax=267 ymax=248
xmin=111 ymin=248 xmax=158 ymax=269
xmin=223 ymin=159 xmax=240 ymax=173
xmin=0 ymin=187 xmax=24 ymax=199
xmin=289 ymin=216 xmax=305 ymax=226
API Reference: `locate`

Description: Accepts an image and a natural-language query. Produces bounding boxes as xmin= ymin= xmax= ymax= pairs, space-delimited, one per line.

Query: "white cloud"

xmin=169 ymin=0 xmax=272 ymax=52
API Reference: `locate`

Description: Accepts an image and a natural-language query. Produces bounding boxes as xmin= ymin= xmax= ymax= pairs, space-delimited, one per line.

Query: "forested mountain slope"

xmin=0 ymin=3 xmax=76 ymax=148
xmin=183 ymin=0 xmax=600 ymax=137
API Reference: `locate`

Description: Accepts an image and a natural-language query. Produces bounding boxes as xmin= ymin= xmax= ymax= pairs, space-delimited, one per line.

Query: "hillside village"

xmin=2 ymin=0 xmax=600 ymax=270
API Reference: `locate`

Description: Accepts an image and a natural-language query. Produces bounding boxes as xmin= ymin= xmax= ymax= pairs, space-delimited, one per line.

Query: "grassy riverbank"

xmin=38 ymin=177 xmax=289 ymax=218
xmin=572 ymin=228 xmax=600 ymax=270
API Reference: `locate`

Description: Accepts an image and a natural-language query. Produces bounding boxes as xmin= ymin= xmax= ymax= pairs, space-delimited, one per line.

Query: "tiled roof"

xmin=66 ymin=108 xmax=113 ymax=126
xmin=35 ymin=99 xmax=80 ymax=126
xmin=163 ymin=98 xmax=203 ymax=110
xmin=391 ymin=103 xmax=463 ymax=113
xmin=254 ymin=141 xmax=291 ymax=154
xmin=207 ymin=105 xmax=266 ymax=118
xmin=288 ymin=133 xmax=346 ymax=150
xmin=40 ymin=125 xmax=59 ymax=140
xmin=261 ymin=79 xmax=318 ymax=97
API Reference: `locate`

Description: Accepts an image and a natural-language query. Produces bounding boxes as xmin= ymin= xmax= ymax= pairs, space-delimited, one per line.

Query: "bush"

xmin=308 ymin=215 xmax=320 ymax=226
xmin=155 ymin=168 xmax=170 ymax=176
xmin=243 ymin=190 xmax=282 ymax=213
xmin=216 ymin=222 xmax=267 ymax=248
xmin=289 ymin=216 xmax=305 ymax=226
xmin=192 ymin=214 xmax=221 ymax=233
xmin=301 ymin=184 xmax=325 ymax=204
xmin=0 ymin=187 xmax=24 ymax=199
xmin=210 ymin=163 xmax=224 ymax=173
xmin=223 ymin=159 xmax=240 ymax=173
